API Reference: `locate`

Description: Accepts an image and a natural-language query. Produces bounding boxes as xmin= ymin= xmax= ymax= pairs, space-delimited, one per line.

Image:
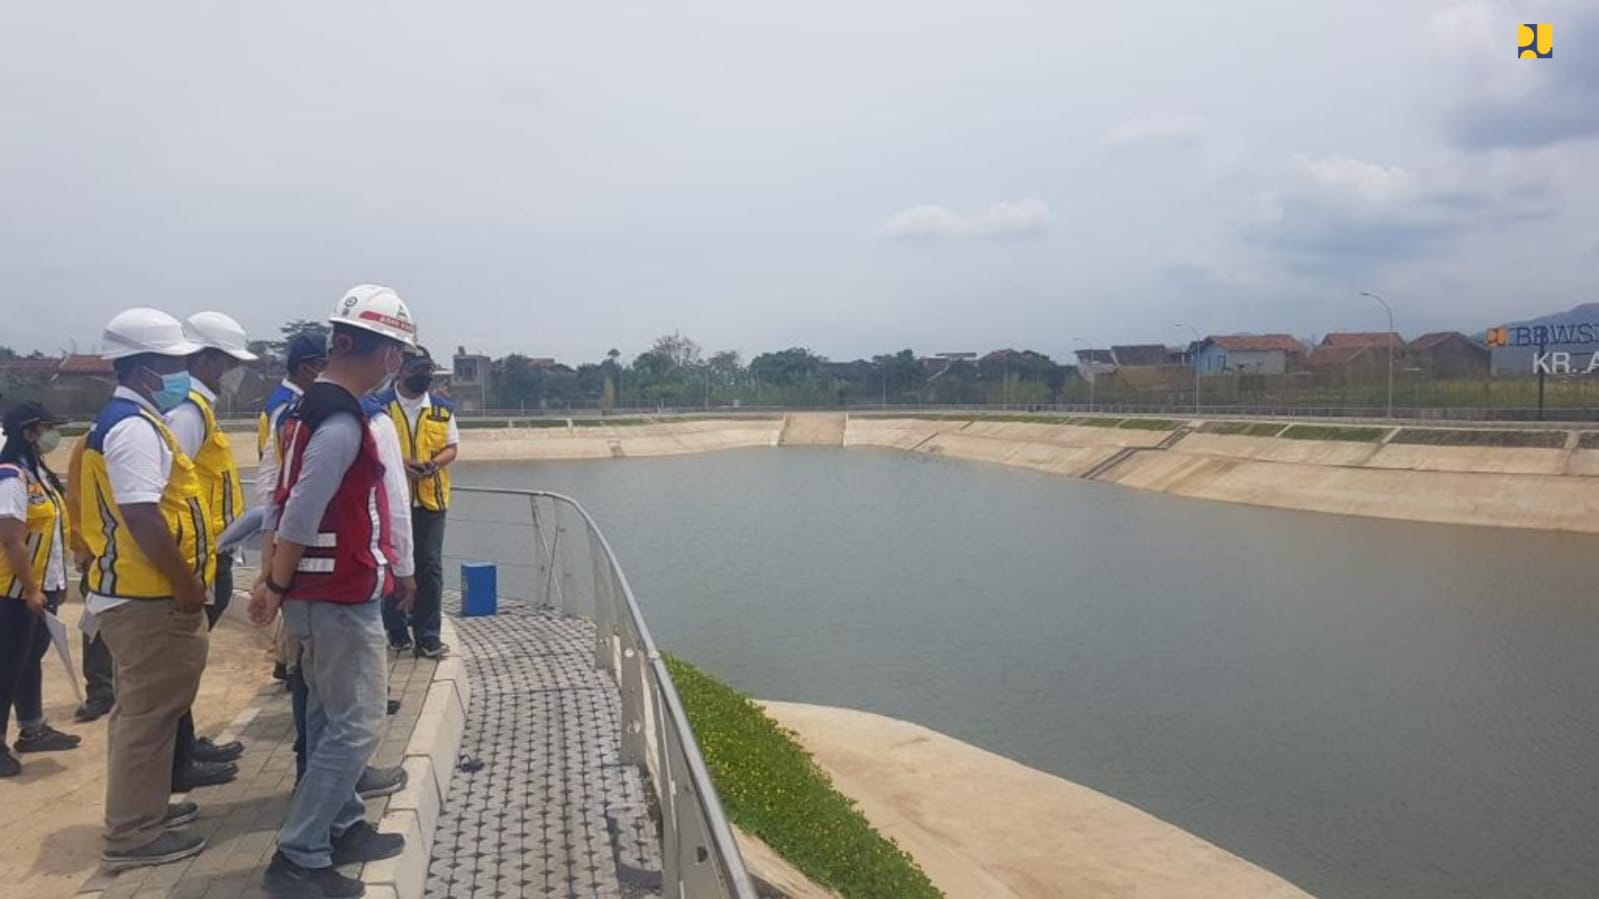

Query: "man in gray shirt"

xmin=250 ymin=286 xmax=418 ymax=899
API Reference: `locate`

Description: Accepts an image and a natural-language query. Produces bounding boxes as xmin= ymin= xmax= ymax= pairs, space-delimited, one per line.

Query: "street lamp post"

xmin=1359 ymin=291 xmax=1396 ymax=419
xmin=1073 ymin=337 xmax=1098 ymax=411
xmin=1176 ymin=323 xmax=1202 ymax=415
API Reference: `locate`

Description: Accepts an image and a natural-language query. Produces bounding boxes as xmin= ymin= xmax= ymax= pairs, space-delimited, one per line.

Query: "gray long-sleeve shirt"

xmin=274 ymin=411 xmax=363 ymax=547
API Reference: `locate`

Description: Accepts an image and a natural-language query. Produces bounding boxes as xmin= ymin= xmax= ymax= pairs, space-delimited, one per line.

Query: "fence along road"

xmin=433 ymin=486 xmax=758 ymax=899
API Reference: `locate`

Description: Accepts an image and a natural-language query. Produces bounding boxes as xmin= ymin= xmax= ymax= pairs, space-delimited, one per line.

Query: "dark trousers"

xmin=383 ymin=508 xmax=446 ymax=648
xmin=174 ymin=553 xmax=233 ymax=775
xmin=80 ymin=574 xmax=115 ymax=710
xmin=0 ymin=590 xmax=61 ymax=739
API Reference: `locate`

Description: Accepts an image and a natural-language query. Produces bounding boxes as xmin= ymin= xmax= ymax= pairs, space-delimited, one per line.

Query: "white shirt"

xmin=255 ymin=379 xmax=302 ymax=510
xmin=165 ymin=379 xmax=215 ymax=460
xmin=394 ymin=389 xmax=460 ymax=450
xmin=0 ymin=465 xmax=67 ymax=591
xmin=87 ymin=386 xmax=175 ymax=615
xmin=370 ymin=413 xmax=415 ymax=578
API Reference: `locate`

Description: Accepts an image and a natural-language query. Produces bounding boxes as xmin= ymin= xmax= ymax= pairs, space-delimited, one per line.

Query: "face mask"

xmin=403 ymin=373 xmax=433 ymax=394
xmin=147 ymin=369 xmax=192 ymax=412
xmin=35 ymin=430 xmax=61 ymax=454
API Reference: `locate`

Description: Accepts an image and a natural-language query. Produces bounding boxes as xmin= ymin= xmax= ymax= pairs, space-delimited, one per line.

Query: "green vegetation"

xmin=1199 ymin=421 xmax=1288 ymax=437
xmin=1117 ymin=418 xmax=1179 ymax=431
xmin=665 ymin=656 xmax=943 ymax=899
xmin=1389 ymin=428 xmax=1566 ymax=448
xmin=1279 ymin=424 xmax=1387 ymax=442
xmin=457 ymin=417 xmax=569 ymax=429
xmin=1066 ymin=416 xmax=1124 ymax=428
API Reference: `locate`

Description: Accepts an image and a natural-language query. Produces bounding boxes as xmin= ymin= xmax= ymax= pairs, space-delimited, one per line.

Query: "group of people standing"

xmin=0 ymin=284 xmax=461 ymax=898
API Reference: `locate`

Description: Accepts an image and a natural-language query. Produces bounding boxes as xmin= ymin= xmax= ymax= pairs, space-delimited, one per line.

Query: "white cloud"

xmin=877 ymin=199 xmax=1054 ymax=239
xmin=1429 ymin=1 xmax=1599 ymax=149
xmin=1248 ymin=151 xmax=1555 ymax=270
xmin=1099 ymin=114 xmax=1206 ymax=150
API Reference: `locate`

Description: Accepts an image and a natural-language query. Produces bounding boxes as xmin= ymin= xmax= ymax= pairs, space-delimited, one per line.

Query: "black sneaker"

xmin=271 ymin=661 xmax=288 ymax=682
xmin=0 ymin=747 xmax=19 ymax=777
xmin=101 ymin=830 xmax=206 ymax=871
xmin=74 ymin=700 xmax=112 ymax=723
xmin=193 ymin=737 xmax=244 ymax=764
xmin=15 ymin=724 xmax=81 ymax=753
xmin=264 ymin=850 xmax=365 ymax=897
xmin=414 ymin=641 xmax=449 ymax=660
xmin=387 ymin=636 xmax=413 ymax=653
xmin=386 ymin=698 xmax=400 ymax=716
xmin=356 ymin=765 xmax=407 ymax=799
xmin=163 ymin=801 xmax=200 ymax=829
xmin=331 ymin=821 xmax=405 ymax=865
xmin=172 ymin=760 xmax=239 ymax=791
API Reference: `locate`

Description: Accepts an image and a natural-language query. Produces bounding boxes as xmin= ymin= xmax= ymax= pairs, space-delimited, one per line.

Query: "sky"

xmin=2 ymin=0 xmax=1596 ymax=364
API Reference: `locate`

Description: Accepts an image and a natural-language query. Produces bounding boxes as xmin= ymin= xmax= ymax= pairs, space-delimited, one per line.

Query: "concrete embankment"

xmin=845 ymin=417 xmax=1599 ymax=533
xmin=763 ymin=701 xmax=1311 ymax=899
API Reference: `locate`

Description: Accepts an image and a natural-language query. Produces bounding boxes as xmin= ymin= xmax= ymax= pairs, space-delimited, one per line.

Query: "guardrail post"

xmin=589 ymin=530 xmax=618 ymax=674
xmin=618 ymin=643 xmax=649 ymax=768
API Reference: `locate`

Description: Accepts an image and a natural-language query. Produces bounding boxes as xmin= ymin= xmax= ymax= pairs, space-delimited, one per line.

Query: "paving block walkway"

xmin=426 ymin=603 xmax=663 ymax=899
xmin=79 ymin=652 xmax=439 ymax=899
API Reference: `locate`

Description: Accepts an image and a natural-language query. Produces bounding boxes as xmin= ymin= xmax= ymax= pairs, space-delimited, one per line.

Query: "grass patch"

xmin=457 ymin=417 xmax=570 ymax=429
xmin=665 ymin=655 xmax=943 ymax=899
xmin=1065 ymin=416 xmax=1125 ymax=428
xmin=1117 ymin=418 xmax=1179 ymax=431
xmin=1389 ymin=428 xmax=1566 ymax=448
xmin=1198 ymin=420 xmax=1251 ymax=435
xmin=1200 ymin=421 xmax=1290 ymax=437
xmin=1279 ymin=424 xmax=1387 ymax=442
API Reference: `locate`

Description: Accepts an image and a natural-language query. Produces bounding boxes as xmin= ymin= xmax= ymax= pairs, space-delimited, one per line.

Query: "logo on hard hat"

xmin=342 ymin=296 xmax=358 ymax=314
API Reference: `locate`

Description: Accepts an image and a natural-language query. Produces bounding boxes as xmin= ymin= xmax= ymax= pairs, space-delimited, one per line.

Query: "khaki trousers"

xmin=96 ymin=600 xmax=209 ymax=851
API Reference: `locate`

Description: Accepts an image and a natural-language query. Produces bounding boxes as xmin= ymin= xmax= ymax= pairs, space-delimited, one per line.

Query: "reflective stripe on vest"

xmin=0 ymin=464 xmax=61 ymax=597
xmin=385 ymin=395 xmax=452 ymax=511
xmin=82 ymin=400 xmax=214 ymax=599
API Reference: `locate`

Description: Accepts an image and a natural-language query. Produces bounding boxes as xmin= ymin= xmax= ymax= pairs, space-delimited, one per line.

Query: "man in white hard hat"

xmin=250 ymin=285 xmax=415 ymax=897
xmin=80 ymin=308 xmax=213 ymax=870
xmin=164 ymin=311 xmax=257 ymax=788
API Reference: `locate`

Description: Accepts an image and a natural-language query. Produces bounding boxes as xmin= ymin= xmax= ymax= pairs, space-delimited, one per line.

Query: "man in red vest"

xmin=249 ymin=285 xmax=417 ymax=898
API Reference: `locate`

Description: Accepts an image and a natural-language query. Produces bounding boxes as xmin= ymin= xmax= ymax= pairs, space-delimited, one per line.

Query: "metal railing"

xmin=450 ymin=486 xmax=759 ymax=899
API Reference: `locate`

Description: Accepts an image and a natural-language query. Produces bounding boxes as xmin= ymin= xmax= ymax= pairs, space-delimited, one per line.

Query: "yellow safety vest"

xmin=186 ymin=389 xmax=244 ymax=540
xmin=0 ymin=463 xmax=63 ymax=598
xmin=386 ymin=395 xmax=453 ymax=511
xmin=82 ymin=399 xmax=214 ymax=599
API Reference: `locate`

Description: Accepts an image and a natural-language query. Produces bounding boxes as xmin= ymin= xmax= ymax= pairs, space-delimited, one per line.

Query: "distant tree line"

xmin=481 ymin=333 xmax=1075 ymax=411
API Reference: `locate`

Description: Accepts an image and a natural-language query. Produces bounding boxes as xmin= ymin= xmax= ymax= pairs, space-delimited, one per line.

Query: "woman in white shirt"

xmin=0 ymin=401 xmax=80 ymax=776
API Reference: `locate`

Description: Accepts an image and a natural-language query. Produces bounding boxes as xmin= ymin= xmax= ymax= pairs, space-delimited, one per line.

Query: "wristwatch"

xmin=265 ymin=574 xmax=293 ymax=595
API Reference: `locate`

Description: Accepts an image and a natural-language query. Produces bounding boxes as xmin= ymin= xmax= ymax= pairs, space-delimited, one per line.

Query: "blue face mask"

xmin=147 ymin=369 xmax=192 ymax=412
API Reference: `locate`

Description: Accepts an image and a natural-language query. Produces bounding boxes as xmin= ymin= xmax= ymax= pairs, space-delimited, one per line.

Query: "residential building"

xmin=1073 ymin=348 xmax=1116 ymax=381
xmin=1408 ymin=332 xmax=1489 ymax=378
xmin=451 ymin=346 xmax=495 ymax=413
xmin=1192 ymin=335 xmax=1305 ymax=375
xmin=1109 ymin=344 xmax=1172 ymax=367
xmin=1319 ymin=332 xmax=1404 ymax=350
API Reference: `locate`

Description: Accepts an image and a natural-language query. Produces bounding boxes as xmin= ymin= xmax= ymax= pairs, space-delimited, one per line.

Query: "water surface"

xmin=446 ymin=449 xmax=1599 ymax=899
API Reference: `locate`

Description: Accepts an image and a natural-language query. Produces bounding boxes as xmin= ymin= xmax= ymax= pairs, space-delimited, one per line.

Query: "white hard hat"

xmin=101 ymin=308 xmax=206 ymax=360
xmin=328 ymin=284 xmax=417 ymax=348
xmin=184 ymin=311 xmax=259 ymax=361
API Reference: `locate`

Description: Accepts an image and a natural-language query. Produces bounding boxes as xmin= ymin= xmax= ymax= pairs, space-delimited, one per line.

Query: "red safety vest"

xmin=275 ymin=382 xmax=395 ymax=603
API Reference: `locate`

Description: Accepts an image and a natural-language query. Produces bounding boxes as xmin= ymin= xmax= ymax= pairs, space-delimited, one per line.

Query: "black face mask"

xmin=402 ymin=374 xmax=433 ymax=394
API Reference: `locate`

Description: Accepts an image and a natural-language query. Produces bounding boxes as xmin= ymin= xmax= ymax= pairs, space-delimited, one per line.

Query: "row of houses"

xmin=1075 ymin=331 xmax=1491 ymax=380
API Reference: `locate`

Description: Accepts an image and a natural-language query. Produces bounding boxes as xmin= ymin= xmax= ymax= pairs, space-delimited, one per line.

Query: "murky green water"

xmin=445 ymin=449 xmax=1599 ymax=899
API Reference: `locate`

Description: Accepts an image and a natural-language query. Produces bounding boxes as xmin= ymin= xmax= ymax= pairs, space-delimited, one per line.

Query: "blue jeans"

xmin=276 ymin=599 xmax=387 ymax=869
